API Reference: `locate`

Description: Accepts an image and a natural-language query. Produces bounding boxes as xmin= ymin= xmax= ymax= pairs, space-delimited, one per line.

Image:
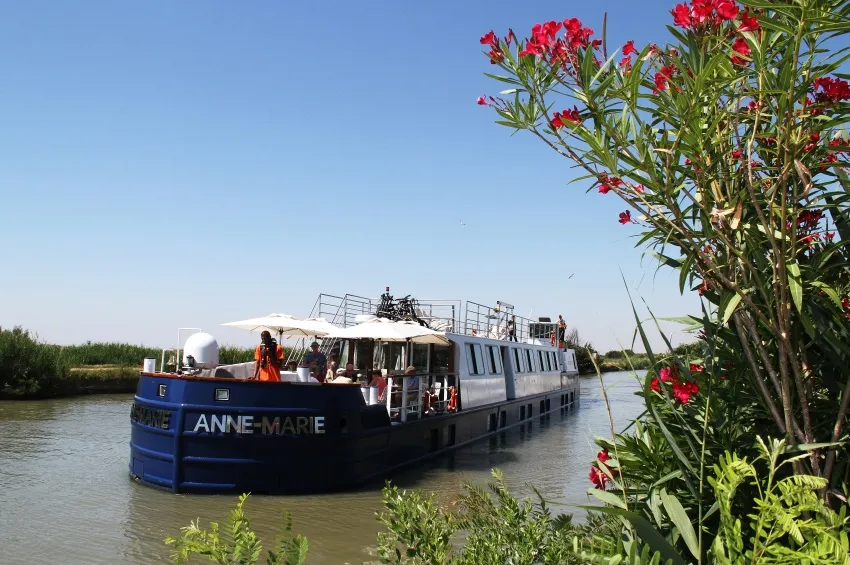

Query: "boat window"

xmin=433 ymin=345 xmax=450 ymax=374
xmin=545 ymin=351 xmax=552 ymax=371
xmin=513 ymin=348 xmax=522 ymax=373
xmin=375 ymin=342 xmax=405 ymax=372
xmin=538 ymin=350 xmax=546 ymax=371
xmin=487 ymin=346 xmax=502 ymax=374
xmin=467 ymin=343 xmax=485 ymax=375
xmin=551 ymin=351 xmax=558 ymax=370
xmin=412 ymin=344 xmax=429 ymax=371
xmin=525 ymin=349 xmax=534 ymax=372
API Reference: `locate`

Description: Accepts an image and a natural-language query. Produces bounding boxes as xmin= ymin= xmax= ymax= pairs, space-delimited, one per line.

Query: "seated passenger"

xmin=343 ymin=363 xmax=357 ymax=380
xmin=303 ymin=342 xmax=328 ymax=379
xmin=252 ymin=331 xmax=284 ymax=382
xmin=404 ymin=366 xmax=419 ymax=395
xmin=285 ymin=361 xmax=298 ymax=372
xmin=325 ymin=361 xmax=339 ymax=382
xmin=309 ymin=362 xmax=323 ymax=382
xmin=331 ymin=368 xmax=354 ymax=384
xmin=369 ymin=369 xmax=387 ymax=400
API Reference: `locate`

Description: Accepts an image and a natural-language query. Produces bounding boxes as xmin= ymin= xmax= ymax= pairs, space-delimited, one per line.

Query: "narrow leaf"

xmin=722 ymin=293 xmax=743 ymax=325
xmin=660 ymin=490 xmax=700 ymax=559
xmin=787 ymin=262 xmax=803 ymax=314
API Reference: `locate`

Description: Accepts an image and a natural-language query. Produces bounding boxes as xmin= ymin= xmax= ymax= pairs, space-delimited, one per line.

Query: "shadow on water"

xmin=0 ymin=372 xmax=645 ymax=565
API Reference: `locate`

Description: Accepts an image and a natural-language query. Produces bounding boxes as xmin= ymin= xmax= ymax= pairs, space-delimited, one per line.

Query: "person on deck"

xmin=252 ymin=331 xmax=284 ymax=382
xmin=369 ymin=369 xmax=387 ymax=400
xmin=557 ymin=315 xmax=567 ymax=346
xmin=303 ymin=341 xmax=327 ymax=379
xmin=325 ymin=361 xmax=339 ymax=382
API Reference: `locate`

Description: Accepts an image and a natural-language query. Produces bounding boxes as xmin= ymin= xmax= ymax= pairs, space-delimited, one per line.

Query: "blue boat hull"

xmin=129 ymin=373 xmax=580 ymax=494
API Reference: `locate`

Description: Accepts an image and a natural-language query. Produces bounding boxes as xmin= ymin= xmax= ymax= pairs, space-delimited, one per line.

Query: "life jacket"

xmin=549 ymin=331 xmax=556 ymax=346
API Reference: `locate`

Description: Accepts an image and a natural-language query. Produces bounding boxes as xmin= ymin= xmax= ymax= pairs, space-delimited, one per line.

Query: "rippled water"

xmin=0 ymin=372 xmax=644 ymax=564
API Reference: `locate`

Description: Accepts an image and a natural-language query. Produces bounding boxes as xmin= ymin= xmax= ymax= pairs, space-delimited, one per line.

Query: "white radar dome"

xmin=183 ymin=332 xmax=219 ymax=369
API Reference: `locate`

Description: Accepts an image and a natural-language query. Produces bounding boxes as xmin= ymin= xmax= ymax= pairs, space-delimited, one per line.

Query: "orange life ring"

xmin=550 ymin=331 xmax=556 ymax=346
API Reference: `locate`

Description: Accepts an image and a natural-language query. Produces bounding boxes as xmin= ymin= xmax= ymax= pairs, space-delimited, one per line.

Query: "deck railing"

xmin=383 ymin=372 xmax=459 ymax=423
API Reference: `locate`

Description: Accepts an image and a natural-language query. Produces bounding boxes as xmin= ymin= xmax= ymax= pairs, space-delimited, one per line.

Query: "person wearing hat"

xmin=252 ymin=330 xmax=284 ymax=382
xmin=331 ymin=368 xmax=354 ymax=384
xmin=303 ymin=341 xmax=327 ymax=382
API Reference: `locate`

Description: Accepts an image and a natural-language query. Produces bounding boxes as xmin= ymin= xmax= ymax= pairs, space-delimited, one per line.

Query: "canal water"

xmin=0 ymin=371 xmax=644 ymax=564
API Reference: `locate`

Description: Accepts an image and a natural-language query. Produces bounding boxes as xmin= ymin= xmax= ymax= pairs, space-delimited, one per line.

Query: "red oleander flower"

xmin=715 ymin=0 xmax=739 ymax=21
xmin=739 ymin=10 xmax=761 ymax=32
xmin=635 ymin=184 xmax=645 ymax=193
xmin=651 ymin=377 xmax=661 ymax=392
xmin=488 ymin=47 xmax=505 ymax=64
xmin=672 ymin=3 xmax=692 ymax=28
xmin=689 ymin=363 xmax=704 ymax=373
xmin=731 ymin=36 xmax=751 ymax=65
xmin=589 ymin=466 xmax=608 ymax=489
xmin=654 ymin=65 xmax=675 ymax=91
xmin=731 ymin=149 xmax=743 ymax=160
xmin=480 ymin=30 xmax=497 ymax=46
xmin=622 ymin=40 xmax=638 ymax=56
xmin=551 ymin=106 xmax=581 ymax=129
xmin=691 ymin=0 xmax=714 ymax=24
xmin=507 ymin=29 xmax=517 ymax=45
xmin=659 ymin=366 xmax=673 ymax=382
xmin=813 ymin=77 xmax=850 ymax=103
xmin=598 ymin=175 xmax=622 ymax=194
xmin=597 ymin=449 xmax=610 ymax=463
xmin=477 ymin=96 xmax=488 ymax=106
xmin=618 ymin=211 xmax=632 ymax=224
xmin=672 ymin=379 xmax=698 ymax=404
xmin=619 ymin=56 xmax=632 ymax=71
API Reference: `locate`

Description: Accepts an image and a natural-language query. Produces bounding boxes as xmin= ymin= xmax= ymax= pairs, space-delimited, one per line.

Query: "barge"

xmin=129 ymin=292 xmax=580 ymax=494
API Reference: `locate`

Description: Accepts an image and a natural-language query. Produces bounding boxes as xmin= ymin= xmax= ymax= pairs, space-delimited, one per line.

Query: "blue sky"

xmin=0 ymin=0 xmax=700 ymax=353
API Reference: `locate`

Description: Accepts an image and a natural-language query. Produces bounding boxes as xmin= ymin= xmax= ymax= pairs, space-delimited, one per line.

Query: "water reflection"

xmin=0 ymin=372 xmax=644 ymax=564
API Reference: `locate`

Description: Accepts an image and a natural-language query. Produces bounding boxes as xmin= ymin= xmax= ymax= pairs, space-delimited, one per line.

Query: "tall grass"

xmin=56 ymin=342 xmax=162 ymax=367
xmin=0 ymin=327 xmax=69 ymax=396
xmin=56 ymin=342 xmax=260 ymax=367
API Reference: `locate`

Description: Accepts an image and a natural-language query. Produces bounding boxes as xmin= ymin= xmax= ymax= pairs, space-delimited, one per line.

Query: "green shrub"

xmin=0 ymin=326 xmax=68 ymax=396
xmin=164 ymin=493 xmax=307 ymax=565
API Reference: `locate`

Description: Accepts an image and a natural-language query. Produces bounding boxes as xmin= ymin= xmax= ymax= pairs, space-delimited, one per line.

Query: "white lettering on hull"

xmin=192 ymin=414 xmax=325 ymax=435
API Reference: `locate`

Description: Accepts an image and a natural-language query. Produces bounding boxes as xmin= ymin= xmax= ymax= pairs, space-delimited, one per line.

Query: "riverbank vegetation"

xmin=0 ymin=327 xmax=258 ymax=398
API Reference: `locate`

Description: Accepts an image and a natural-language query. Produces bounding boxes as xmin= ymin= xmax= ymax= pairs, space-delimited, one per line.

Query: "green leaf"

xmin=579 ymin=506 xmax=687 ymax=565
xmin=783 ymin=440 xmax=845 ymax=454
xmin=787 ymin=261 xmax=803 ymax=314
xmin=722 ymin=293 xmax=743 ymax=325
xmin=588 ymin=488 xmax=628 ymax=509
xmin=648 ymin=250 xmax=683 ymax=268
xmin=660 ymin=489 xmax=700 ymax=560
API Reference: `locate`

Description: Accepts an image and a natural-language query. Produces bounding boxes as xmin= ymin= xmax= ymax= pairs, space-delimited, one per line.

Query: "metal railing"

xmin=285 ymin=291 xmax=565 ymax=368
xmin=384 ymin=372 xmax=459 ymax=423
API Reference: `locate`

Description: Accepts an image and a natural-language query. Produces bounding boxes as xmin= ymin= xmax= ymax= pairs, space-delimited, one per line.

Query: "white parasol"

xmin=323 ymin=318 xmax=449 ymax=345
xmin=221 ymin=313 xmax=338 ymax=339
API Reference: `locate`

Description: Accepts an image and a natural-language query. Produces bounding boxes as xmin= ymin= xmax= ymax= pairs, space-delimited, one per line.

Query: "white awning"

xmin=222 ymin=313 xmax=338 ymax=337
xmin=323 ymin=318 xmax=449 ymax=345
